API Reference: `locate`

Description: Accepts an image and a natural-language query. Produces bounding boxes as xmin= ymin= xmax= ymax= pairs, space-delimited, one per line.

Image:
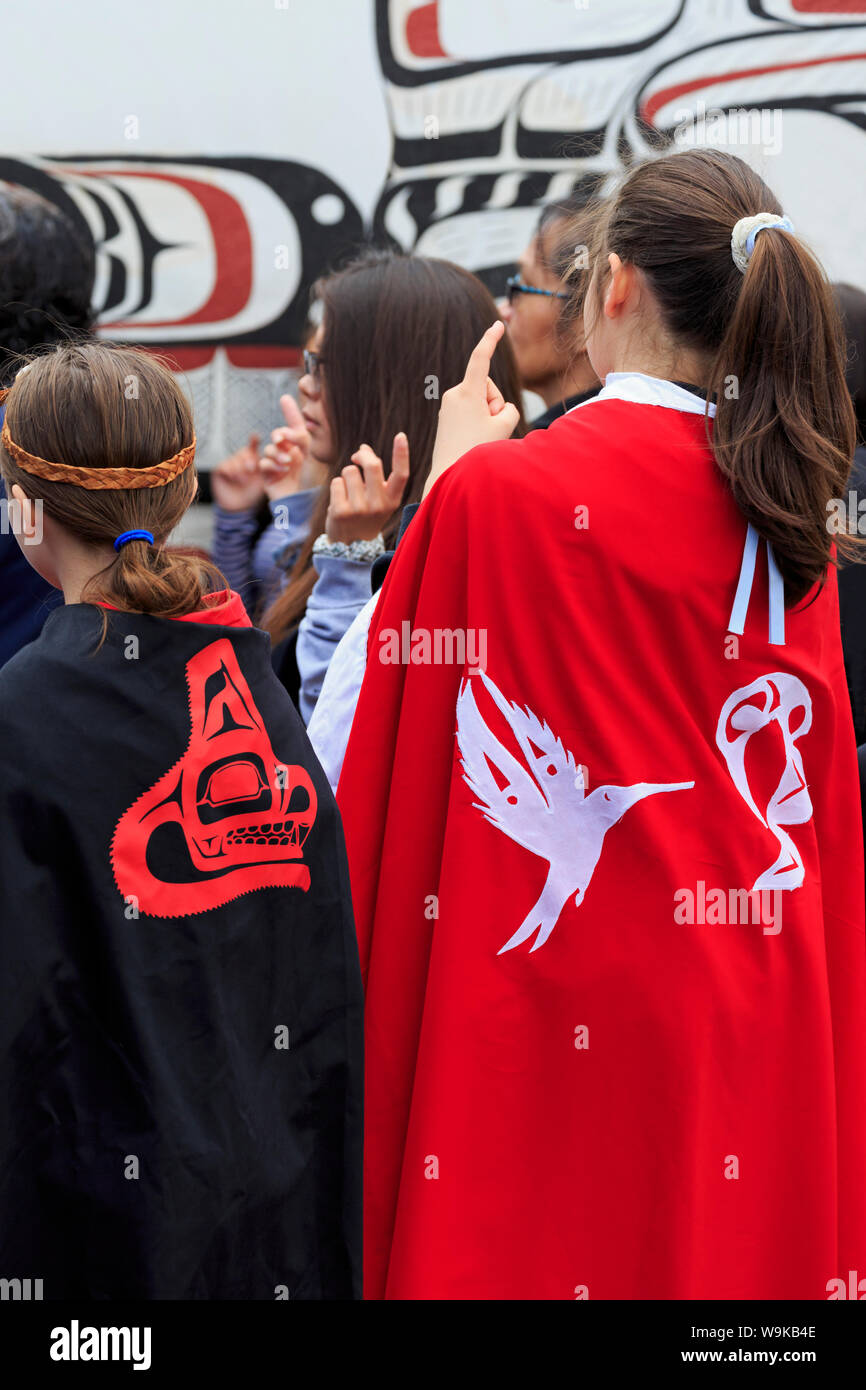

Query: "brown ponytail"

xmin=0 ymin=341 xmax=225 ymax=621
xmin=595 ymin=149 xmax=858 ymax=604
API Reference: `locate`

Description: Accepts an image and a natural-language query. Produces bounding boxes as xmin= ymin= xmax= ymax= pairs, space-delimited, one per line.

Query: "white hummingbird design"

xmin=456 ymin=672 xmax=695 ymax=954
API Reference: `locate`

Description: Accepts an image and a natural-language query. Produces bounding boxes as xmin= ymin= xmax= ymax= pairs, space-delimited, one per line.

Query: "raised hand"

xmin=325 ymin=433 xmax=410 ymax=544
xmin=260 ymin=393 xmax=311 ymax=499
xmin=211 ymin=432 xmax=265 ymax=512
xmin=423 ymin=320 xmax=520 ymax=499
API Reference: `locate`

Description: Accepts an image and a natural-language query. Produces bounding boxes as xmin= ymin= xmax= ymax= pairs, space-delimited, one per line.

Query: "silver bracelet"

xmin=312 ymin=533 xmax=385 ymax=562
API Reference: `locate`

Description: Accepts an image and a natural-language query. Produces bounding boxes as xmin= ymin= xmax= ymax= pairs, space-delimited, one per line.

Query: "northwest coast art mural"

xmin=1 ymin=0 xmax=863 ymax=467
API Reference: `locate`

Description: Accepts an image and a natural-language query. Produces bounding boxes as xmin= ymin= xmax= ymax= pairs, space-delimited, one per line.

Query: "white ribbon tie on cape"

xmin=728 ymin=523 xmax=786 ymax=646
xmin=569 ymin=376 xmax=786 ymax=647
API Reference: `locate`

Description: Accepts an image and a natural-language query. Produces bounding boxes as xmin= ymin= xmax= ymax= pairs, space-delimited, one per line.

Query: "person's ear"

xmin=9 ymin=483 xmax=41 ymax=543
xmin=602 ymin=253 xmax=635 ymax=320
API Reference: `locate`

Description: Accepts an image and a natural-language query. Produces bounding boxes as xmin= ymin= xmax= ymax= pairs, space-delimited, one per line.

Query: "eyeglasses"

xmin=505 ymin=274 xmax=569 ymax=305
xmin=303 ymin=349 xmax=325 ymax=381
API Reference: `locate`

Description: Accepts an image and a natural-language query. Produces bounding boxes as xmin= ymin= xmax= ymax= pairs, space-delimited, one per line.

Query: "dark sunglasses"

xmin=505 ymin=274 xmax=569 ymax=305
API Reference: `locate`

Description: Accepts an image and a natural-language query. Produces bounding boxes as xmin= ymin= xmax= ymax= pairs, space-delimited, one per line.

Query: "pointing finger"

xmin=279 ymin=393 xmax=306 ymax=431
xmin=384 ymin=432 xmax=410 ymax=505
xmin=463 ymin=320 xmax=506 ymax=395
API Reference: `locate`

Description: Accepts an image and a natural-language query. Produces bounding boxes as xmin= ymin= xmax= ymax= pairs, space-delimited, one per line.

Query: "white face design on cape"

xmin=456 ymin=671 xmax=694 ymax=954
xmin=716 ymin=672 xmax=813 ymax=891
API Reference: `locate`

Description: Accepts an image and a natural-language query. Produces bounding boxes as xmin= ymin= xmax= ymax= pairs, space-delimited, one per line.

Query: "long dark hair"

xmin=263 ymin=249 xmax=525 ymax=641
xmin=592 ymin=149 xmax=857 ymax=605
xmin=834 ymin=282 xmax=866 ymax=445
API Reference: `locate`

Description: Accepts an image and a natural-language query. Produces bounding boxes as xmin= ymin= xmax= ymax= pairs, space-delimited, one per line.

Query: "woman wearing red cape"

xmin=338 ymin=150 xmax=866 ymax=1300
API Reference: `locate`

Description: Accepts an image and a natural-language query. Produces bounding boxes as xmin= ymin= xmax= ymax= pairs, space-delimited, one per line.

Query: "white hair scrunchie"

xmin=730 ymin=213 xmax=796 ymax=273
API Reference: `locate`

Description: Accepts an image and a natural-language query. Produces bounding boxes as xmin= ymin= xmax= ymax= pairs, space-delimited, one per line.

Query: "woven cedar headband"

xmin=0 ymin=387 xmax=196 ymax=491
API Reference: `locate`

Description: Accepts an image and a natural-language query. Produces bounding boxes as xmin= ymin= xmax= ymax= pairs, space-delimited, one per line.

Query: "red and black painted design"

xmin=111 ymin=638 xmax=317 ymax=917
xmin=0 ymin=154 xmax=363 ymax=362
xmin=2 ymin=2 xmax=860 ymax=464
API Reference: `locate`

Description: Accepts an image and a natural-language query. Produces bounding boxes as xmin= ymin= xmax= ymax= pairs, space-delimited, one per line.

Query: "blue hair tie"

xmin=744 ymin=215 xmax=795 ymax=259
xmin=114 ymin=529 xmax=154 ymax=552
xmin=731 ymin=214 xmax=796 ymax=273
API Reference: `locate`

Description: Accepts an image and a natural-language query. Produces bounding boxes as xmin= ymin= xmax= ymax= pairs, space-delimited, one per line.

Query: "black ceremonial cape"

xmin=0 ymin=593 xmax=362 ymax=1299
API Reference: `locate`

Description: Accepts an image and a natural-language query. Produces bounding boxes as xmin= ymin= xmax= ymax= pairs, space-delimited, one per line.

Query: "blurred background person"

xmin=259 ymin=249 xmax=525 ymax=722
xmin=0 ymin=187 xmax=95 ymax=668
xmin=210 ymin=320 xmax=329 ymax=621
xmin=834 ymin=282 xmax=866 ymax=745
xmin=502 ymin=190 xmax=602 ymax=430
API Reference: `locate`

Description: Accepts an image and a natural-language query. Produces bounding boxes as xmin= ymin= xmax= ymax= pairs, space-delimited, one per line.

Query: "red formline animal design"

xmin=112 ymin=639 xmax=316 ymax=918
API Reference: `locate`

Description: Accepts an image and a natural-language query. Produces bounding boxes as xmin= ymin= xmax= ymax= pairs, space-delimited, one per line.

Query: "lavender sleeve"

xmin=296 ymin=552 xmax=378 ymax=725
xmin=212 ymin=489 xmax=319 ymax=617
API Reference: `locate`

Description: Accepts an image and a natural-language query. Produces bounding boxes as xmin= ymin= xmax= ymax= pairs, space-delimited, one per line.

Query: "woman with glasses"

xmin=502 ymin=191 xmax=602 ymax=429
xmin=259 ymin=248 xmax=525 ymax=723
xmin=210 ymin=326 xmax=328 ymax=636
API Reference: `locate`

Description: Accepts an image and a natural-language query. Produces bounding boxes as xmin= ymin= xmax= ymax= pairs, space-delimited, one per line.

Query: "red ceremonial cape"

xmin=338 ymin=374 xmax=866 ymax=1300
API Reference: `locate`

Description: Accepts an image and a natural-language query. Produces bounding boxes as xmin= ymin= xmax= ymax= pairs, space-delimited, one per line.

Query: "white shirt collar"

xmin=568 ymin=371 xmax=716 ymax=419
